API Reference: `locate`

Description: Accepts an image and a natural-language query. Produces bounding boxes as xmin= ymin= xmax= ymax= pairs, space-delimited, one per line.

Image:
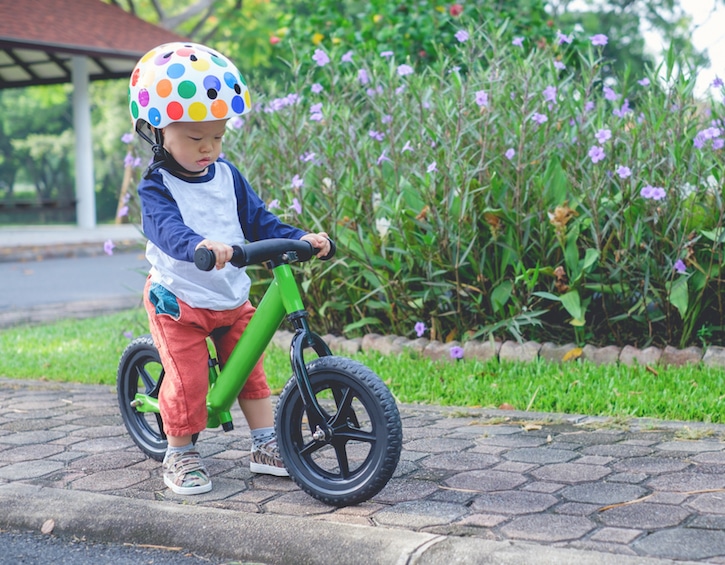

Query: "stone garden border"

xmin=272 ymin=330 xmax=725 ymax=368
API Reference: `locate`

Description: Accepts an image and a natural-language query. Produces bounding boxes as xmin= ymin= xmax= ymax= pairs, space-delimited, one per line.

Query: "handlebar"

xmin=194 ymin=237 xmax=336 ymax=271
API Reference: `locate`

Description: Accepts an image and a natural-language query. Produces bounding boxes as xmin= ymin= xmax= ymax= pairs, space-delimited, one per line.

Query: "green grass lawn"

xmin=0 ymin=309 xmax=723 ymax=423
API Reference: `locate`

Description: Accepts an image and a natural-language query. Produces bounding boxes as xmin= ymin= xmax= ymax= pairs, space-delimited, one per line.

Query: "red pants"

xmin=143 ymin=277 xmax=270 ymax=437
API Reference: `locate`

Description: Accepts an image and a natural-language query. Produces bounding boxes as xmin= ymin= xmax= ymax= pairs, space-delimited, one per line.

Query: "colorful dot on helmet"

xmin=210 ymin=54 xmax=228 ymax=68
xmin=177 ymin=80 xmax=196 ymax=99
xmin=204 ymin=75 xmax=221 ymax=91
xmin=130 ymin=68 xmax=141 ymax=87
xmin=138 ymin=89 xmax=150 ymax=107
xmin=223 ymin=72 xmax=237 ymax=89
xmin=188 ymin=102 xmax=207 ymax=121
xmin=231 ymin=96 xmax=245 ymax=114
xmin=140 ymin=49 xmax=156 ymax=64
xmin=167 ymin=63 xmax=185 ymax=79
xmin=148 ymin=107 xmax=162 ymax=125
xmin=176 ymin=47 xmax=195 ymax=57
xmin=130 ymin=101 xmax=139 ymax=119
xmin=166 ymin=101 xmax=183 ymax=121
xmin=154 ymin=51 xmax=173 ymax=66
xmin=191 ymin=58 xmax=210 ymax=72
xmin=211 ymin=99 xmax=228 ymax=119
xmin=156 ymin=79 xmax=172 ymax=98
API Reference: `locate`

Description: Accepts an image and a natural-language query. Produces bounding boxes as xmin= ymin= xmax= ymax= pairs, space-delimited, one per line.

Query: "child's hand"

xmin=196 ymin=239 xmax=233 ymax=269
xmin=301 ymin=232 xmax=331 ymax=258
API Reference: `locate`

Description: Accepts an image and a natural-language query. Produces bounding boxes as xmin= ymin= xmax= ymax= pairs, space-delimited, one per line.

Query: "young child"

xmin=128 ymin=42 xmax=330 ymax=495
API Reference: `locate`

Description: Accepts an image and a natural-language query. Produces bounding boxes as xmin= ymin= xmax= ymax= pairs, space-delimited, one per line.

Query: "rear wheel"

xmin=117 ymin=335 xmax=168 ymax=461
xmin=275 ymin=356 xmax=402 ymax=507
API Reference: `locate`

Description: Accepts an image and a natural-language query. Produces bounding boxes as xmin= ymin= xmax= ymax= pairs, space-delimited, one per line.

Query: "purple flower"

xmin=713 ymin=138 xmax=725 ymax=150
xmin=530 ymin=112 xmax=548 ymax=125
xmin=341 ymin=50 xmax=354 ymax=63
xmin=414 ymin=322 xmax=426 ymax=337
xmin=121 ymin=133 xmax=134 ymax=144
xmin=674 ymin=259 xmax=687 ymax=274
xmin=117 ymin=205 xmax=129 ymax=218
xmin=603 ymin=86 xmax=619 ymax=101
xmin=311 ymin=83 xmax=324 ymax=94
xmin=377 ymin=149 xmax=391 ymax=165
xmin=123 ymin=152 xmax=135 ymax=167
xmin=615 ymin=165 xmax=631 ymax=179
xmin=512 ymin=37 xmax=524 ymax=47
xmin=638 ymin=77 xmax=650 ymax=87
xmin=358 ymin=69 xmax=370 ymax=85
xmin=300 ymin=151 xmax=315 ymax=162
xmin=595 ymin=128 xmax=612 ymax=144
xmin=590 ymin=34 xmax=608 ymax=46
xmin=402 ymin=140 xmax=414 ymax=152
xmin=640 ymin=185 xmax=666 ymax=201
xmin=505 ymin=148 xmax=515 ymax=161
xmin=229 ymin=116 xmax=244 ymax=129
xmin=543 ymin=85 xmax=557 ymax=104
xmin=369 ymin=130 xmax=385 ymax=141
xmin=584 ymin=100 xmax=595 ymax=113
xmin=455 ymin=29 xmax=469 ymax=43
xmin=588 ymin=145 xmax=605 ymax=163
xmin=123 ymin=331 xmax=134 ymax=340
xmin=427 ymin=161 xmax=438 ymax=173
xmin=268 ymin=199 xmax=280 ymax=210
xmin=712 ymin=76 xmax=724 ymax=89
xmin=290 ymin=198 xmax=302 ymax=214
xmin=312 ymin=49 xmax=330 ymax=67
xmin=103 ymin=239 xmax=115 ymax=256
xmin=475 ymin=90 xmax=488 ymax=107
xmin=554 ymin=60 xmax=566 ymax=70
xmin=291 ymin=174 xmax=304 ymax=189
xmin=382 ymin=114 xmax=392 ymax=124
xmin=613 ymin=99 xmax=631 ymax=118
xmin=557 ymin=31 xmax=573 ymax=44
xmin=449 ymin=346 xmax=464 ymax=359
xmin=397 ymin=64 xmax=414 ymax=77
xmin=380 ymin=50 xmax=394 ymax=58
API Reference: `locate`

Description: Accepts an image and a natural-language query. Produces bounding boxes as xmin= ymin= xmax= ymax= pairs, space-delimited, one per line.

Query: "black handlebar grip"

xmin=193 ymin=247 xmax=216 ymax=271
xmin=319 ymin=238 xmax=336 ymax=261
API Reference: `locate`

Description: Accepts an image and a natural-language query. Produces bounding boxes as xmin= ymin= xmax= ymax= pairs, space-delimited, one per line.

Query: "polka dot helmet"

xmin=128 ymin=42 xmax=251 ymax=131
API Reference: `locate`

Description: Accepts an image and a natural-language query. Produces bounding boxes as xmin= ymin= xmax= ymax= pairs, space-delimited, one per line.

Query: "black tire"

xmin=117 ymin=334 xmax=168 ymax=461
xmin=275 ymin=356 xmax=402 ymax=507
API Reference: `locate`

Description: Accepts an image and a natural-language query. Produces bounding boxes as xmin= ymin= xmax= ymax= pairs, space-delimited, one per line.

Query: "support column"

xmin=71 ymin=56 xmax=96 ymax=229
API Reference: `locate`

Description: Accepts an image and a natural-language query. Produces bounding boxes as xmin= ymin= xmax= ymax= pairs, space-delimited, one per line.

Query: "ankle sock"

xmin=251 ymin=427 xmax=276 ymax=449
xmin=164 ymin=442 xmax=194 ymax=462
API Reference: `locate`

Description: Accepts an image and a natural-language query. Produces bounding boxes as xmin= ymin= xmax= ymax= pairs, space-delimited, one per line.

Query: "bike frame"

xmin=131 ymin=244 xmax=333 ymax=437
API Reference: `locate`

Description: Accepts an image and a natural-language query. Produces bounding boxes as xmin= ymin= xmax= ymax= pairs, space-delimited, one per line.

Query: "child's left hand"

xmin=301 ymin=232 xmax=331 ymax=258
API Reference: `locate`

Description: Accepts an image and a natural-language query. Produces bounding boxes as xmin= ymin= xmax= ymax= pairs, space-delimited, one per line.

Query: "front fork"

xmin=288 ymin=311 xmax=333 ymax=439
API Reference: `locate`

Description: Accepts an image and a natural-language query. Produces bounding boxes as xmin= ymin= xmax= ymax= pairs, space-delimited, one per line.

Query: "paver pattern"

xmin=1 ymin=377 xmax=724 ymax=563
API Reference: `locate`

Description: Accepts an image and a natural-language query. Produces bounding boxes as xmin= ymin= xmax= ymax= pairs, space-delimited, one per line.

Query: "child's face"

xmin=161 ymin=120 xmax=228 ymax=176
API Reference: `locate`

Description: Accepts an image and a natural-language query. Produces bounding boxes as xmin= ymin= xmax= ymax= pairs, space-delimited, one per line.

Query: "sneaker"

xmin=163 ymin=449 xmax=212 ymax=495
xmin=250 ymin=439 xmax=289 ymax=477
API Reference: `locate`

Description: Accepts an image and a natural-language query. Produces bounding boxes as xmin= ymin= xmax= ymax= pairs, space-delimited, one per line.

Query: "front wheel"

xmin=275 ymin=356 xmax=402 ymax=507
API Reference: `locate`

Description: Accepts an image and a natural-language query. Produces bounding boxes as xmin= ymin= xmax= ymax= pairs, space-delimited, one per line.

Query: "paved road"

xmin=1 ymin=377 xmax=723 ymax=565
xmin=0 ymin=251 xmax=149 ymax=328
xmin=0 ymin=528 xmax=219 ymax=565
xmin=0 ymin=251 xmax=149 ymax=311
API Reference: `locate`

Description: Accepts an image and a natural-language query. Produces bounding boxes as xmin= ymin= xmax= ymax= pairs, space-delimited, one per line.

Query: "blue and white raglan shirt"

xmin=138 ymin=158 xmax=306 ymax=311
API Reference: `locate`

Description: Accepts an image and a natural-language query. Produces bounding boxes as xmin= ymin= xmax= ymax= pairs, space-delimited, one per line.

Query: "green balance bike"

xmin=116 ymin=238 xmax=402 ymax=507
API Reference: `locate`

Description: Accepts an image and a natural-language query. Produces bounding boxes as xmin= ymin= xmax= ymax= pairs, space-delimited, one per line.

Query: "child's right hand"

xmin=196 ymin=240 xmax=233 ymax=270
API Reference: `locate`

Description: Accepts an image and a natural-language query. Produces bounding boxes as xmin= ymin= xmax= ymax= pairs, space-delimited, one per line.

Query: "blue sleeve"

xmin=137 ymin=173 xmax=204 ymax=261
xmin=228 ymin=163 xmax=307 ymax=242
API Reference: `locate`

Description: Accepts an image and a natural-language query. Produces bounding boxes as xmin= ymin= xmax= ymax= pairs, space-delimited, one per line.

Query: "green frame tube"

xmin=205 ymin=263 xmax=305 ymax=416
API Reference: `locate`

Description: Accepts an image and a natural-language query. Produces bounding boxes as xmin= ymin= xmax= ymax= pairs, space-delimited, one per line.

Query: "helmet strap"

xmin=142 ymin=127 xmax=203 ymax=180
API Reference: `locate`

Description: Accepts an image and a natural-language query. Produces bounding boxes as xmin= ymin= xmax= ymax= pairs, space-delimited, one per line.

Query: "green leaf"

xmin=560 ymin=290 xmax=585 ymax=326
xmin=491 ymin=280 xmax=513 ymax=314
xmin=667 ymin=277 xmax=689 ymax=319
